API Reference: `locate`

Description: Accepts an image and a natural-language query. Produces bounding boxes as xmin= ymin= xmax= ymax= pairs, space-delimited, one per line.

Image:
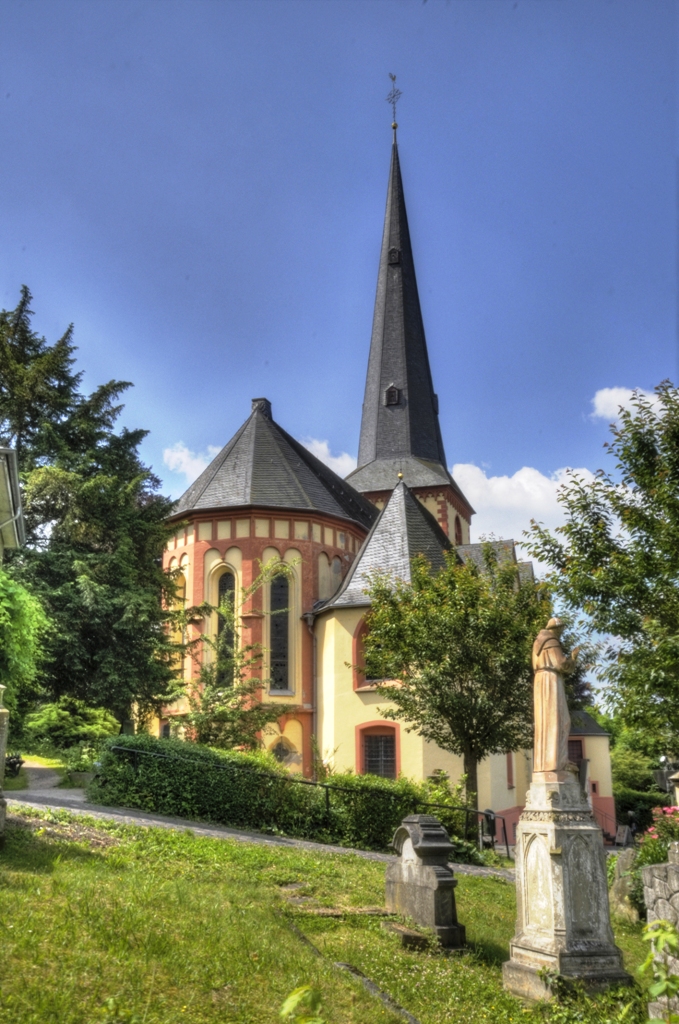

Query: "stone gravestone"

xmin=503 ymin=619 xmax=630 ymax=1000
xmin=642 ymin=841 xmax=679 ymax=1021
xmin=609 ymin=847 xmax=639 ymax=924
xmin=0 ymin=685 xmax=8 ymax=843
xmin=385 ymin=814 xmax=465 ymax=948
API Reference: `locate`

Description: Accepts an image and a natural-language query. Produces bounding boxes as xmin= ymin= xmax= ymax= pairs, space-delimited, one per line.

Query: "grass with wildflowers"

xmin=0 ymin=805 xmax=650 ymax=1024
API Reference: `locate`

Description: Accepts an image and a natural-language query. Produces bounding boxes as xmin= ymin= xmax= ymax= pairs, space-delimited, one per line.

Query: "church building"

xmin=161 ymin=133 xmax=615 ymax=842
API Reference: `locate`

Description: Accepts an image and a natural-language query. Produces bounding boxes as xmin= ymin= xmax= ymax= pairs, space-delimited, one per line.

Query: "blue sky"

xmin=1 ymin=0 xmax=676 ymax=543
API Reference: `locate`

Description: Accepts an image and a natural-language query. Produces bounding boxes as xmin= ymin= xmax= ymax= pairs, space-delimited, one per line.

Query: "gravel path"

xmin=7 ymin=790 xmax=515 ymax=881
xmin=21 ymin=759 xmax=63 ymax=791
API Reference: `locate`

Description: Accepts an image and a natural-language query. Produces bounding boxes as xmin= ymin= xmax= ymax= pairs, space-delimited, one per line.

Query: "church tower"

xmin=346 ymin=135 xmax=473 ymax=544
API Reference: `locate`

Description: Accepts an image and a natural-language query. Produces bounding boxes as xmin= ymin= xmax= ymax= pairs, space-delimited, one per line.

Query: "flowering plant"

xmin=646 ymin=806 xmax=679 ymax=846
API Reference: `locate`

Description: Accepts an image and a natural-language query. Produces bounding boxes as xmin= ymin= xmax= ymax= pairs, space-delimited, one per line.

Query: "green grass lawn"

xmin=0 ymin=806 xmax=650 ymax=1024
xmin=2 ymin=769 xmax=28 ymax=791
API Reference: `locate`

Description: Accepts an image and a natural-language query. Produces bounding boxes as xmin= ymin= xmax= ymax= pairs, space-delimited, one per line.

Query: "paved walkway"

xmin=21 ymin=758 xmax=63 ymax=791
xmin=7 ymin=789 xmax=515 ymax=881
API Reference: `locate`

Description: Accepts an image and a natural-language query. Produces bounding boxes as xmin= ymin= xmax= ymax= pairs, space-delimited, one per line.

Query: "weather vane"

xmin=386 ymin=73 xmax=402 ymax=129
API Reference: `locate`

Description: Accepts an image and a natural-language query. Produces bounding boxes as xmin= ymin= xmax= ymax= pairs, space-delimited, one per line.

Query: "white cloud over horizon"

xmin=591 ymin=386 xmax=659 ymax=422
xmin=163 ymin=441 xmax=221 ymax=490
xmin=301 ymin=438 xmax=358 ymax=478
xmin=452 ymin=462 xmax=596 ymax=550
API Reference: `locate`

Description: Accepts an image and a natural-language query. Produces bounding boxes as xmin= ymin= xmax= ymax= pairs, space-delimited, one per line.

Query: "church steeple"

xmin=346 ymin=135 xmax=474 ymax=540
xmin=355 ymin=138 xmax=446 ymax=471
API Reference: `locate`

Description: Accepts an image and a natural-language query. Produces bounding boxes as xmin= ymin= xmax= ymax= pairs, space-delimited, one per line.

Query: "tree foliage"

xmin=178 ymin=561 xmax=295 ymax=750
xmin=0 ymin=288 xmax=182 ymax=723
xmin=0 ymin=565 xmax=48 ymax=720
xmin=24 ymin=696 xmax=120 ymax=748
xmin=363 ymin=546 xmax=551 ymax=806
xmin=525 ymin=381 xmax=679 ymax=735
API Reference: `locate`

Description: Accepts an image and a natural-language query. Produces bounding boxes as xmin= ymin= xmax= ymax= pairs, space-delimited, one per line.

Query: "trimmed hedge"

xmin=613 ymin=786 xmax=671 ymax=832
xmin=88 ymin=734 xmax=483 ymax=858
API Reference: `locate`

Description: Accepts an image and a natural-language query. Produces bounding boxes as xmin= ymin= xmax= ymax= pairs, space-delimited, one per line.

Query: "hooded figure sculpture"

xmin=532 ymin=618 xmax=577 ymax=773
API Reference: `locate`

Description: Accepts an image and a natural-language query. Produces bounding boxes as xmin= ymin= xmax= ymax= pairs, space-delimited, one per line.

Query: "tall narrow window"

xmin=455 ymin=515 xmax=463 ymax=546
xmin=364 ymin=733 xmax=396 ymax=779
xmin=217 ymin=572 xmax=235 ymax=685
xmin=568 ymin=739 xmax=584 ymax=765
xmin=270 ymin=575 xmax=289 ymax=691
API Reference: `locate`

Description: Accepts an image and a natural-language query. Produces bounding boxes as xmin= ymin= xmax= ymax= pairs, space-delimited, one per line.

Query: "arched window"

xmin=455 ymin=515 xmax=463 ymax=546
xmin=318 ymin=552 xmax=332 ymax=601
xmin=331 ymin=556 xmax=342 ymax=593
xmin=217 ymin=572 xmax=235 ymax=685
xmin=358 ymin=724 xmax=398 ymax=779
xmin=270 ymin=574 xmax=289 ymax=691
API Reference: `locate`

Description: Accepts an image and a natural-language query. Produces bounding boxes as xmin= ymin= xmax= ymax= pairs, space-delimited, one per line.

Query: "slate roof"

xmin=457 ymin=540 xmax=535 ymax=585
xmin=570 ymin=710 xmax=609 ymax=737
xmin=457 ymin=540 xmax=517 ymax=570
xmin=317 ymin=481 xmax=451 ymax=611
xmin=347 ymin=138 xmax=472 ymax=515
xmin=170 ymin=398 xmax=377 ymax=530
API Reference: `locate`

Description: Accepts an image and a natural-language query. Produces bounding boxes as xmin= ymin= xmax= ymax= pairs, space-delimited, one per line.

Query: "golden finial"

xmin=397 ymin=472 xmax=404 ymax=480
xmin=387 ymin=73 xmax=402 ymax=131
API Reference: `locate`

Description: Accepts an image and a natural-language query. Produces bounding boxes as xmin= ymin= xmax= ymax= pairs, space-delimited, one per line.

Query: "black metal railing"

xmin=108 ymin=744 xmax=511 ymax=858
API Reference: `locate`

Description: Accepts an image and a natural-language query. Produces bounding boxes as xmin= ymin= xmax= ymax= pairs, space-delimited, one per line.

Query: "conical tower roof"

xmin=171 ymin=398 xmax=377 ymax=530
xmin=347 ymin=138 xmax=460 ymax=496
xmin=318 ymin=480 xmax=451 ymax=610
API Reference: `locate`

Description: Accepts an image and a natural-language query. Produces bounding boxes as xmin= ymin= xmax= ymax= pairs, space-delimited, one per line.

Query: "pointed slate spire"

xmin=353 ymin=139 xmax=447 ymax=479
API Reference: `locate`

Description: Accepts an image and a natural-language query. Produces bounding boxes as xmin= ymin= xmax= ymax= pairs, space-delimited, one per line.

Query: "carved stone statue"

xmin=532 ymin=617 xmax=576 ymax=774
xmin=503 ymin=619 xmax=629 ymax=1001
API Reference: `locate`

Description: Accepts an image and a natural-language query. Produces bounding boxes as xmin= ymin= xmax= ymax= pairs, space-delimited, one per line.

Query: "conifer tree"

xmin=1 ymin=288 xmax=181 ymax=724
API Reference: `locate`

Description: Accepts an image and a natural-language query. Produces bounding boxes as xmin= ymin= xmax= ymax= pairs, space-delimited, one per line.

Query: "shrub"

xmin=614 ymin=786 xmax=670 ymax=833
xmin=610 ymin=747 xmax=655 ymax=791
xmin=623 ymin=806 xmax=679 ymax=918
xmin=62 ymin=742 xmax=102 ymax=773
xmin=24 ymin=697 xmax=120 ymax=748
xmin=89 ymin=734 xmax=486 ymax=858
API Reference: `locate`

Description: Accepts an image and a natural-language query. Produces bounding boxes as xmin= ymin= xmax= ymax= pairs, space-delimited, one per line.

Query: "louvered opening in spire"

xmin=355 ymin=140 xmax=447 ymax=473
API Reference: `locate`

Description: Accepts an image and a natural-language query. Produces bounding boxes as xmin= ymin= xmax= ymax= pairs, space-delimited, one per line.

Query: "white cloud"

xmin=591 ymin=386 xmax=659 ymax=422
xmin=452 ymin=462 xmax=596 ymax=549
xmin=301 ymin=438 xmax=357 ymax=478
xmin=163 ymin=442 xmax=221 ymax=484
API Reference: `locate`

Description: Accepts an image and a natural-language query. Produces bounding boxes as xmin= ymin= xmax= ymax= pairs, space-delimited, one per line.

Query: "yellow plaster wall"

xmin=315 ymin=608 xmax=428 ymax=780
xmin=262 ymin=718 xmax=304 ymax=773
xmin=582 ymin=734 xmax=613 ymax=798
xmin=477 ymin=752 xmax=518 ymax=813
xmin=421 ymin=740 xmax=465 ymax=786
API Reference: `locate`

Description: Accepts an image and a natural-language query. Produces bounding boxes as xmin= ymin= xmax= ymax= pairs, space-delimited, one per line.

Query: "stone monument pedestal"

xmin=386 ymin=814 xmax=465 ymax=948
xmin=502 ymin=771 xmax=630 ymax=1001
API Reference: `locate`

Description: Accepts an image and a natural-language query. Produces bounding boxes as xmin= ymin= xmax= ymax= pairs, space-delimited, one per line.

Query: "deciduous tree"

xmin=525 ymin=381 xmax=679 ymax=736
xmin=364 ymin=547 xmax=551 ymax=806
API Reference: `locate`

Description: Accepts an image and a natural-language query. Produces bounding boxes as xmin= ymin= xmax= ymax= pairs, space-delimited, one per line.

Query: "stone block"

xmin=654 ymin=878 xmax=672 ymax=901
xmin=609 ymin=849 xmax=639 ymax=924
xmin=655 ymin=899 xmax=677 ymax=924
xmin=642 ymin=866 xmax=656 ymax=887
xmin=386 ymin=815 xmax=465 ymax=948
xmin=381 ymin=921 xmax=430 ymax=950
